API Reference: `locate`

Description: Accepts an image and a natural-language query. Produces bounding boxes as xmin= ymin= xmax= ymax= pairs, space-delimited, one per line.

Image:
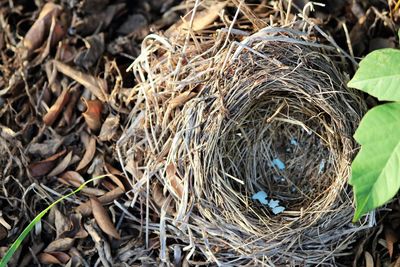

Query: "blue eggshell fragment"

xmin=268 ymin=199 xmax=280 ymax=209
xmin=272 ymin=158 xmax=285 ymax=170
xmin=272 ymin=206 xmax=285 ymax=215
xmin=252 ymin=191 xmax=269 ymax=205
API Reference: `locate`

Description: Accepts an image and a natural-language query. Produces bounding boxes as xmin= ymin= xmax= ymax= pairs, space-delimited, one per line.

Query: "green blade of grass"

xmin=0 ymin=175 xmax=107 ymax=267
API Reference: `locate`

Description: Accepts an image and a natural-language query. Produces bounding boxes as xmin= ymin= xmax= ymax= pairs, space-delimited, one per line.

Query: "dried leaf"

xmin=44 ymin=237 xmax=74 ymax=252
xmin=166 ymin=163 xmax=184 ymax=198
xmin=54 ymin=208 xmax=69 ymax=238
xmin=98 ymin=114 xmax=120 ymax=141
xmin=59 ymin=171 xmax=85 ymax=186
xmin=82 ymin=98 xmax=102 ymax=131
xmin=76 ymin=187 xmax=124 ymax=216
xmin=74 ymin=33 xmax=105 ymax=69
xmin=72 ymin=4 xmax=125 ymax=36
xmin=28 ymin=149 xmax=66 ymax=177
xmin=23 ymin=3 xmax=62 ymax=53
xmin=53 ymin=60 xmax=108 ymax=102
xmin=90 ymin=197 xmax=120 ymax=239
xmin=60 ymin=213 xmax=88 ymax=239
xmin=152 ymin=182 xmax=174 ymax=214
xmin=43 ymin=87 xmax=70 ymax=126
xmin=385 ymin=225 xmax=398 ymax=258
xmin=0 ymin=224 xmax=7 ymax=241
xmin=47 ymin=151 xmax=73 ymax=177
xmin=76 ymin=136 xmax=96 ymax=171
xmin=106 ymin=174 xmax=125 ymax=191
xmin=38 ymin=253 xmax=62 ymax=265
xmin=166 ymin=2 xmax=226 ymax=36
xmin=63 ymin=85 xmax=81 ymax=125
xmin=168 ymin=91 xmax=197 ymax=110
xmin=365 ymin=251 xmax=374 ymax=267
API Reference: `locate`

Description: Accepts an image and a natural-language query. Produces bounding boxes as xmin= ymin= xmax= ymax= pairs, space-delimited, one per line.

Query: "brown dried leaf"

xmin=38 ymin=253 xmax=62 ymax=265
xmin=74 ymin=33 xmax=105 ymax=69
xmin=54 ymin=208 xmax=69 ymax=238
xmin=44 ymin=237 xmax=74 ymax=252
xmin=166 ymin=163 xmax=184 ymax=198
xmin=152 ymin=182 xmax=174 ymax=214
xmin=43 ymin=87 xmax=70 ymax=126
xmin=59 ymin=171 xmax=85 ymax=186
xmin=90 ymin=197 xmax=120 ymax=239
xmin=0 ymin=224 xmax=7 ymax=241
xmin=28 ymin=150 xmax=66 ymax=177
xmin=166 ymin=2 xmax=226 ymax=36
xmin=385 ymin=225 xmax=398 ymax=258
xmin=98 ymin=114 xmax=120 ymax=141
xmin=63 ymin=84 xmax=81 ymax=125
xmin=168 ymin=91 xmax=197 ymax=110
xmin=365 ymin=251 xmax=374 ymax=267
xmin=53 ymin=60 xmax=108 ymax=102
xmin=23 ymin=3 xmax=62 ymax=52
xmin=47 ymin=151 xmax=73 ymax=177
xmin=60 ymin=213 xmax=88 ymax=239
xmin=82 ymin=98 xmax=102 ymax=131
xmin=107 ymin=174 xmax=125 ymax=191
xmin=76 ymin=187 xmax=124 ymax=216
xmin=76 ymin=136 xmax=96 ymax=171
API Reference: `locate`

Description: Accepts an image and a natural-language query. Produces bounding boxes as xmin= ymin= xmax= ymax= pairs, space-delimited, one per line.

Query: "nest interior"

xmin=119 ymin=26 xmax=367 ymax=265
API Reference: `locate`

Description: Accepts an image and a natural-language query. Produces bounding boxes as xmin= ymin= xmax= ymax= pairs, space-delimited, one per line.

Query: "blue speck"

xmin=290 ymin=138 xmax=298 ymax=145
xmin=319 ymin=159 xmax=325 ymax=174
xmin=252 ymin=191 xmax=269 ymax=205
xmin=272 ymin=206 xmax=285 ymax=215
xmin=272 ymin=158 xmax=285 ymax=170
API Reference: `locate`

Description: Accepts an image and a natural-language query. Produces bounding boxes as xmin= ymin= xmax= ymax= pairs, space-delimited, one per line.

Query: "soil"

xmin=0 ymin=0 xmax=399 ymax=266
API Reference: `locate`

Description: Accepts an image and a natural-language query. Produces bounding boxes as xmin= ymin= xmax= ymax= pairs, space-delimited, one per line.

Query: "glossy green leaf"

xmin=348 ymin=49 xmax=400 ymax=101
xmin=350 ymin=102 xmax=400 ymax=221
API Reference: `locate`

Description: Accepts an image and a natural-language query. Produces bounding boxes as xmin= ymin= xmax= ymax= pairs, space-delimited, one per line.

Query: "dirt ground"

xmin=0 ymin=0 xmax=399 ymax=266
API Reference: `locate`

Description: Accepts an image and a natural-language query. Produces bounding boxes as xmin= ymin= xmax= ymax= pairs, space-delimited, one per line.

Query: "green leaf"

xmin=350 ymin=102 xmax=400 ymax=221
xmin=348 ymin=48 xmax=400 ymax=101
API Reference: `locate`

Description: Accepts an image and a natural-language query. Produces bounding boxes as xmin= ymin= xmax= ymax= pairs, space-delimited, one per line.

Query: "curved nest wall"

xmin=119 ymin=27 xmax=367 ymax=265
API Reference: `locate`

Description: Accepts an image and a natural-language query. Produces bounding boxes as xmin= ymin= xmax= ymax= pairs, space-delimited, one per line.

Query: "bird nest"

xmin=118 ymin=25 xmax=367 ymax=265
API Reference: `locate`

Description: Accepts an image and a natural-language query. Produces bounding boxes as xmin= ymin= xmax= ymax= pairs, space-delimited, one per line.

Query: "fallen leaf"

xmin=106 ymin=174 xmax=125 ymax=191
xmin=168 ymin=91 xmax=197 ymax=110
xmin=82 ymin=98 xmax=102 ymax=131
xmin=166 ymin=2 xmax=226 ymax=36
xmin=60 ymin=213 xmax=88 ymax=239
xmin=28 ymin=150 xmax=66 ymax=177
xmin=72 ymin=4 xmax=125 ymax=36
xmin=23 ymin=3 xmax=62 ymax=53
xmin=44 ymin=237 xmax=74 ymax=252
xmin=90 ymin=197 xmax=120 ymax=239
xmin=53 ymin=60 xmax=108 ymax=102
xmin=43 ymin=87 xmax=70 ymax=126
xmin=152 ymin=182 xmax=174 ymax=214
xmin=59 ymin=171 xmax=85 ymax=186
xmin=365 ymin=251 xmax=374 ymax=267
xmin=54 ymin=208 xmax=69 ymax=238
xmin=76 ymin=187 xmax=124 ymax=216
xmin=98 ymin=114 xmax=120 ymax=141
xmin=63 ymin=84 xmax=81 ymax=125
xmin=0 ymin=224 xmax=7 ymax=241
xmin=385 ymin=225 xmax=398 ymax=258
xmin=76 ymin=136 xmax=96 ymax=171
xmin=47 ymin=151 xmax=73 ymax=177
xmin=38 ymin=253 xmax=63 ymax=265
xmin=74 ymin=33 xmax=105 ymax=69
xmin=166 ymin=163 xmax=184 ymax=198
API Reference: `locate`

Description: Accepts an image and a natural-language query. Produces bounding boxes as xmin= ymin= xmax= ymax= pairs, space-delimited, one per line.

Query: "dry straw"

xmin=117 ymin=4 xmax=368 ymax=266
